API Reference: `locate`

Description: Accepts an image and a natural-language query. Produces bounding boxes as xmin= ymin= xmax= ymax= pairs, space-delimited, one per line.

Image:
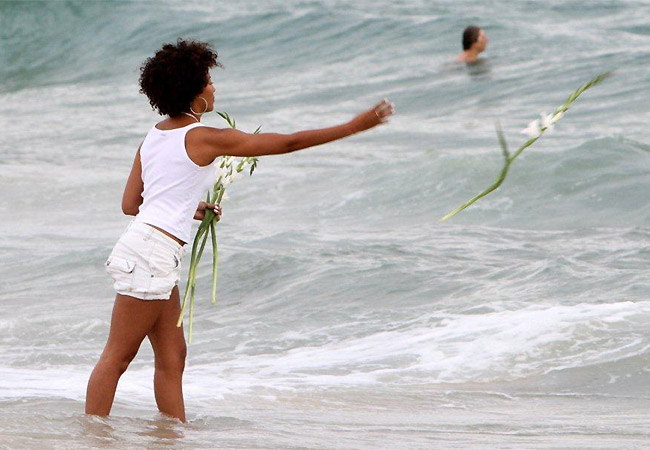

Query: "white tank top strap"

xmin=152 ymin=122 xmax=206 ymax=169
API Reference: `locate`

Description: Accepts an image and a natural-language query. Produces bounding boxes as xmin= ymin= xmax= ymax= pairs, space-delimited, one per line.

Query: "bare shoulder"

xmin=187 ymin=125 xmax=241 ymax=141
xmin=186 ymin=126 xmax=244 ymax=166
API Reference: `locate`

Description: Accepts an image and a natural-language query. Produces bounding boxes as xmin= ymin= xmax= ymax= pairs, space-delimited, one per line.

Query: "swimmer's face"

xmin=476 ymin=29 xmax=488 ymax=52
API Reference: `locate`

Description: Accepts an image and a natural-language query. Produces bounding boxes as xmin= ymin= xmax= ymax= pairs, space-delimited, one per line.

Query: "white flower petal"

xmin=550 ymin=111 xmax=564 ymax=124
xmin=540 ymin=112 xmax=554 ymax=131
xmin=214 ymin=166 xmax=227 ymax=180
xmin=521 ymin=119 xmax=541 ymax=138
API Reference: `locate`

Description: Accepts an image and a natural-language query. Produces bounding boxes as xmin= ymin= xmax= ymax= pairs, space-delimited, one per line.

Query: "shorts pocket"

xmin=106 ymin=256 xmax=136 ymax=292
xmin=106 ymin=256 xmax=135 ymax=273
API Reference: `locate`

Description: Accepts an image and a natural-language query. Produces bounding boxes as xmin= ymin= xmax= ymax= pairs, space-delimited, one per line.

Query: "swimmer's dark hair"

xmin=139 ymin=39 xmax=222 ymax=117
xmin=462 ymin=26 xmax=481 ymax=51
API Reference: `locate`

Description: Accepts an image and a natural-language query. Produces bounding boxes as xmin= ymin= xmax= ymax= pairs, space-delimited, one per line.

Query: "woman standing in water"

xmin=85 ymin=39 xmax=394 ymax=422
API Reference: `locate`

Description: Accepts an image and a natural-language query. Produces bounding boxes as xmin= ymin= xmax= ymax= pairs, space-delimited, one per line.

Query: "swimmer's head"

xmin=462 ymin=26 xmax=487 ymax=53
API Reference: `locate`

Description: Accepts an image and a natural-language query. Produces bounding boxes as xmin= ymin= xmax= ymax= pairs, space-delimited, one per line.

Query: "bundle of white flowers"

xmin=177 ymin=112 xmax=261 ymax=342
xmin=440 ymin=72 xmax=611 ymax=223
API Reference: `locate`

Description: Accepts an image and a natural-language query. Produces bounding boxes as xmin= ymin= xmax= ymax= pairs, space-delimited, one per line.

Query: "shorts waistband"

xmin=126 ymin=221 xmax=185 ymax=256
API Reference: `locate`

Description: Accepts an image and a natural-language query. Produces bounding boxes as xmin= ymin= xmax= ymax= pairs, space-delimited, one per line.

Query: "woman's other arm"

xmin=122 ymin=146 xmax=144 ymax=216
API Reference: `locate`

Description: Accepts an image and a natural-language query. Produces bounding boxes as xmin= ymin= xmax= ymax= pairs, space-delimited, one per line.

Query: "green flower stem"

xmin=439 ymin=72 xmax=611 ymax=223
xmin=189 ymin=281 xmax=196 ymax=342
xmin=216 ymin=187 xmax=225 ymax=203
xmin=210 ymin=222 xmax=218 ymax=305
xmin=439 ymin=131 xmax=541 ymax=222
xmin=213 ymin=183 xmax=222 ymax=202
xmin=177 ymin=224 xmax=207 ymax=327
xmin=188 ymin=226 xmax=210 ymax=343
xmin=178 ymin=206 xmax=216 ymax=328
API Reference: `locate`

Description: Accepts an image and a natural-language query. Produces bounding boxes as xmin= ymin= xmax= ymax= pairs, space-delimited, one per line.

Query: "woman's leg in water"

xmin=85 ymin=294 xmax=166 ymax=417
xmin=147 ymin=286 xmax=187 ymax=422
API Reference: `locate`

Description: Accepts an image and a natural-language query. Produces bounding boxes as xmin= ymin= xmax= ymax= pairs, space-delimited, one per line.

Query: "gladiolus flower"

xmin=521 ymin=119 xmax=541 ymax=138
xmin=540 ymin=112 xmax=554 ymax=132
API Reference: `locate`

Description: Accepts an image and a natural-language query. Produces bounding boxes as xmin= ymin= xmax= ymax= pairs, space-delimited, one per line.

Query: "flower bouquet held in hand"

xmin=177 ymin=112 xmax=261 ymax=343
xmin=439 ymin=72 xmax=612 ymax=223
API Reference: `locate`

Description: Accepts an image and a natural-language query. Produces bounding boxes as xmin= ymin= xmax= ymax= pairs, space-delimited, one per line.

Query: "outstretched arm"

xmin=188 ymin=99 xmax=395 ymax=165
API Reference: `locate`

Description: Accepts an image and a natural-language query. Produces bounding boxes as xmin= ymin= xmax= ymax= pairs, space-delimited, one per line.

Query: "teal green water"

xmin=1 ymin=1 xmax=650 ymax=448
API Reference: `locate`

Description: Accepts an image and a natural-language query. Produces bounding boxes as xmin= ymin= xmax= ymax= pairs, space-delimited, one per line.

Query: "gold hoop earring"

xmin=190 ymin=96 xmax=208 ymax=115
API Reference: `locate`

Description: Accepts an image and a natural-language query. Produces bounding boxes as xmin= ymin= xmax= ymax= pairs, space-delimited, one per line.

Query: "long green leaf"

xmin=177 ymin=224 xmax=207 ymax=327
xmin=210 ymin=222 xmax=218 ymax=305
xmin=187 ymin=228 xmax=210 ymax=343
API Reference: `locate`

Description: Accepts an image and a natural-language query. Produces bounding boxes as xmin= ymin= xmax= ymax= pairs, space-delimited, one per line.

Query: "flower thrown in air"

xmin=439 ymin=71 xmax=612 ymax=223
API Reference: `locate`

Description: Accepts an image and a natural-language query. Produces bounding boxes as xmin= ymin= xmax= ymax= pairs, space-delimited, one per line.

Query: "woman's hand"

xmin=194 ymin=201 xmax=222 ymax=221
xmin=348 ymin=98 xmax=395 ymax=134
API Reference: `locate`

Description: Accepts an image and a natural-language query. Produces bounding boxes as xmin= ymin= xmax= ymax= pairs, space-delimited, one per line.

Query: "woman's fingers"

xmin=202 ymin=202 xmax=221 ymax=211
xmin=373 ymin=98 xmax=395 ymax=123
xmin=196 ymin=202 xmax=222 ymax=221
xmin=374 ymin=98 xmax=390 ymax=110
xmin=213 ymin=203 xmax=222 ymax=221
xmin=350 ymin=99 xmax=396 ymax=133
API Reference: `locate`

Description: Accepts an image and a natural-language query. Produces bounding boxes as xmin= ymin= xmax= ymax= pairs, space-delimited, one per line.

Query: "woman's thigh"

xmin=102 ymin=294 xmax=167 ymax=359
xmin=148 ymin=286 xmax=187 ymax=365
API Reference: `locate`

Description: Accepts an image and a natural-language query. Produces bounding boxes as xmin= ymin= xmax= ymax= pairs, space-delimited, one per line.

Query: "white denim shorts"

xmin=105 ymin=221 xmax=186 ymax=300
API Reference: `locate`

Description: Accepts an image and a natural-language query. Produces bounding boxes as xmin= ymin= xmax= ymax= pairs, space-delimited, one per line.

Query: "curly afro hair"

xmin=139 ymin=39 xmax=221 ymax=117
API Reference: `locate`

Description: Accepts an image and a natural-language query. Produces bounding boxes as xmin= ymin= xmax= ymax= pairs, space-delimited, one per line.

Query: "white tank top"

xmin=135 ymin=122 xmax=214 ymax=243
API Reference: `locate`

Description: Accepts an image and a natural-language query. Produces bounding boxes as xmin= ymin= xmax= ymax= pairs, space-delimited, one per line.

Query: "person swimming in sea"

xmin=456 ymin=25 xmax=488 ymax=64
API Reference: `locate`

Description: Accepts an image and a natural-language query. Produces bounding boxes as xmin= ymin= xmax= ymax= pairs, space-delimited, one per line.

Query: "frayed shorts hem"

xmin=114 ymin=285 xmax=177 ymax=301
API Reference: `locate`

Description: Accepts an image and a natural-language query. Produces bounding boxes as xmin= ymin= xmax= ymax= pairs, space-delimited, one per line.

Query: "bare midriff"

xmin=146 ymin=223 xmax=186 ymax=246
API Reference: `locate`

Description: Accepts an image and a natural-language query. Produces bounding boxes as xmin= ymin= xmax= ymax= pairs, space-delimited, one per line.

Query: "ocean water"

xmin=1 ymin=0 xmax=650 ymax=448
